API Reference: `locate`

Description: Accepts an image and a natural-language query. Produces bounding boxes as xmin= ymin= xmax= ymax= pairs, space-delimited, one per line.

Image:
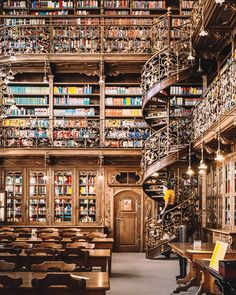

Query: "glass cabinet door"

xmin=78 ymin=171 xmax=97 ymax=223
xmin=0 ymin=191 xmax=6 ymax=223
xmin=28 ymin=171 xmax=47 ymax=224
xmin=5 ymin=171 xmax=23 ymax=223
xmin=54 ymin=171 xmax=73 ymax=223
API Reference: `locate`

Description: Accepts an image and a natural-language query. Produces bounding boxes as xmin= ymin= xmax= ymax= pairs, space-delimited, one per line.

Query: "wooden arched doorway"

xmin=114 ymin=190 xmax=141 ymax=252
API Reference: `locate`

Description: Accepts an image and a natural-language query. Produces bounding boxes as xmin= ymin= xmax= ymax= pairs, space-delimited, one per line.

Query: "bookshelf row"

xmin=1 ymin=0 xmax=193 ymax=16
xmin=5 ymin=170 xmax=99 ymax=224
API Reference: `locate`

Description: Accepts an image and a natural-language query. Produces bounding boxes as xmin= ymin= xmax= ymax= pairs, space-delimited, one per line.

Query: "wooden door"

xmin=114 ymin=191 xmax=141 ymax=252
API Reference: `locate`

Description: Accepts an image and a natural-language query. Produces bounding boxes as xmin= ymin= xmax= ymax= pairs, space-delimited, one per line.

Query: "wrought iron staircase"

xmin=145 ymin=177 xmax=197 ymax=258
xmin=141 ymin=11 xmax=199 ymax=258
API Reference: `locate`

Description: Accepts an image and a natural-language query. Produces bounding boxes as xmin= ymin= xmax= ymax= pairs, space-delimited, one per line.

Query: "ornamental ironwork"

xmin=192 ymin=58 xmax=236 ymax=139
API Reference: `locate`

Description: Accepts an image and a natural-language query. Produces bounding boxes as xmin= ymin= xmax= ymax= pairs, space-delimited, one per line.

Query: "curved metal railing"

xmin=141 ymin=19 xmax=194 ymax=98
xmin=192 ymin=58 xmax=236 ymax=139
xmin=145 ymin=176 xmax=197 ymax=258
xmin=141 ymin=117 xmax=193 ymax=173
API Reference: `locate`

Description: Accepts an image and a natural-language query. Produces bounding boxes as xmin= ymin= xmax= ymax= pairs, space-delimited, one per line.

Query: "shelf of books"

xmin=104 ymin=81 xmax=150 ymax=147
xmin=78 ymin=171 xmax=97 ymax=223
xmin=2 ymin=0 xmax=29 ymax=15
xmin=30 ymin=0 xmax=75 ymax=16
xmin=76 ymin=0 xmax=100 ymax=15
xmin=180 ymin=0 xmax=194 ymax=16
xmin=54 ymin=171 xmax=73 ymax=223
xmin=5 ymin=171 xmax=23 ymax=223
xmin=28 ymin=171 xmax=48 ymax=224
xmin=53 ymin=81 xmax=100 ymax=148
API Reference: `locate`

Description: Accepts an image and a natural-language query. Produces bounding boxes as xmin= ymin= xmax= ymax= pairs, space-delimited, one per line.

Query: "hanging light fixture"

xmin=196 ymin=58 xmax=203 ymax=74
xmin=215 ymin=0 xmax=225 ymax=4
xmin=199 ymin=6 xmax=208 ymax=37
xmin=187 ymin=142 xmax=194 ymax=177
xmin=97 ymin=154 xmax=104 ymax=181
xmin=187 ymin=26 xmax=195 ymax=61
xmin=199 ymin=141 xmax=207 ymax=173
xmin=214 ymin=130 xmax=225 ymax=162
xmin=43 ymin=60 xmax=48 ymax=84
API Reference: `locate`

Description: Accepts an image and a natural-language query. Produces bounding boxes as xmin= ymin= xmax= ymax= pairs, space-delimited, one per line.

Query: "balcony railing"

xmin=141 ymin=18 xmax=194 ymax=97
xmin=0 ymin=18 xmax=155 ymax=56
xmin=0 ymin=118 xmax=151 ymax=149
xmin=141 ymin=118 xmax=192 ymax=171
xmin=192 ymin=58 xmax=236 ymax=139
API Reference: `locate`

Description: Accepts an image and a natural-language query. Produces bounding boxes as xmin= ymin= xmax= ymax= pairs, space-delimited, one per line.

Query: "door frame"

xmin=113 ymin=189 xmax=141 ymax=252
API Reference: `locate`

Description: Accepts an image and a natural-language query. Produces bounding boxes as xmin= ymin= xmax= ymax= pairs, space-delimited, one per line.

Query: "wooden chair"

xmin=31 ymin=261 xmax=76 ymax=272
xmin=87 ymin=232 xmax=107 ymax=238
xmin=9 ymin=242 xmax=33 ymax=249
xmin=34 ymin=243 xmax=62 ymax=249
xmin=41 ymin=235 xmax=61 ymax=242
xmin=26 ymin=248 xmax=57 ymax=270
xmin=36 ymin=229 xmax=59 ymax=237
xmin=0 ymin=227 xmax=14 ymax=232
xmin=32 ymin=273 xmax=86 ymax=294
xmin=59 ymin=229 xmax=81 ymax=238
xmin=0 ymin=234 xmax=16 ymax=243
xmin=71 ymin=235 xmax=92 ymax=243
xmin=14 ymin=228 xmax=31 ymax=238
xmin=0 ymin=275 xmax=22 ymax=288
xmin=0 ymin=260 xmax=16 ymax=271
xmin=60 ymin=248 xmax=89 ymax=271
xmin=67 ymin=242 xmax=95 ymax=249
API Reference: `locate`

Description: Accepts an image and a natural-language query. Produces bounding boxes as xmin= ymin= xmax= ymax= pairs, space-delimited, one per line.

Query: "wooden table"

xmin=0 ymin=271 xmax=109 ymax=295
xmin=169 ymin=243 xmax=236 ymax=295
xmin=0 ymin=249 xmax=111 ymax=274
xmin=196 ymin=259 xmax=236 ymax=295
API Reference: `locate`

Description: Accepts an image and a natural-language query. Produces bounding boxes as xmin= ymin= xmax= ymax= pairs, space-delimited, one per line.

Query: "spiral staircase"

xmin=141 ymin=11 xmax=199 ymax=258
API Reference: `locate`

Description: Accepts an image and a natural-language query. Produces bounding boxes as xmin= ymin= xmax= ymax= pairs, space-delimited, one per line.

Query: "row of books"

xmin=105 ymin=119 xmax=148 ymax=128
xmin=104 ymin=0 xmax=129 ymax=8
xmin=106 ymin=28 xmax=151 ymax=39
xmin=54 ymin=85 xmax=93 ymax=95
xmin=105 ymin=86 xmax=142 ymax=95
xmin=2 ymin=119 xmax=49 ymax=127
xmin=181 ymin=0 xmax=194 ymax=8
xmin=53 ymin=108 xmax=96 ymax=116
xmin=170 ymin=86 xmax=202 ymax=95
xmin=4 ymin=0 xmax=27 ymax=7
xmin=9 ymin=86 xmax=49 ymax=95
xmin=106 ymin=129 xmax=150 ymax=139
xmin=105 ymin=108 xmax=142 ymax=116
xmin=53 ymin=130 xmax=99 ymax=139
xmin=55 ymin=187 xmax=73 ymax=195
xmin=31 ymin=0 xmax=74 ymax=9
xmin=80 ymin=186 xmax=95 ymax=194
xmin=105 ymin=40 xmax=151 ymax=52
xmin=171 ymin=97 xmax=202 ymax=106
xmin=5 ymin=97 xmax=48 ymax=105
xmin=31 ymin=11 xmax=71 ymax=15
xmin=80 ymin=175 xmax=96 ymax=185
xmin=5 ymin=107 xmax=49 ymax=116
xmin=104 ymin=18 xmax=152 ymax=25
xmin=3 ymin=18 xmax=46 ymax=25
xmin=54 ymin=97 xmax=92 ymax=105
xmin=53 ymin=139 xmax=99 ymax=147
xmin=105 ymin=97 xmax=142 ymax=106
xmin=54 ymin=119 xmax=99 ymax=128
xmin=133 ymin=0 xmax=165 ymax=9
xmin=104 ymin=139 xmax=143 ymax=148
xmin=78 ymin=0 xmax=99 ymax=7
xmin=6 ymin=129 xmax=49 ymax=138
xmin=55 ymin=174 xmax=72 ymax=185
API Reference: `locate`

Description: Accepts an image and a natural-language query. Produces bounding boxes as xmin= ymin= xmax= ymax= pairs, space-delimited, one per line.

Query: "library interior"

xmin=0 ymin=0 xmax=235 ymax=294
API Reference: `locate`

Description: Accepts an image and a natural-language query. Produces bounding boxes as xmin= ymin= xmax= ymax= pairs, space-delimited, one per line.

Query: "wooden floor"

xmin=109 ymin=253 xmax=202 ymax=295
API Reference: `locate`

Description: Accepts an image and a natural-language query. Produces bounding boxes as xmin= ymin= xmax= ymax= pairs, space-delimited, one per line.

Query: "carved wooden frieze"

xmin=108 ymin=171 xmax=142 ymax=186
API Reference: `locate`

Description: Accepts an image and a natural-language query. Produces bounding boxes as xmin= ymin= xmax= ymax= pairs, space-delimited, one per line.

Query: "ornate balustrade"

xmin=193 ymin=58 xmax=236 ymax=139
xmin=0 ymin=19 xmax=154 ymax=55
xmin=141 ymin=19 xmax=194 ymax=98
xmin=145 ymin=177 xmax=197 ymax=257
xmin=141 ymin=117 xmax=192 ymax=171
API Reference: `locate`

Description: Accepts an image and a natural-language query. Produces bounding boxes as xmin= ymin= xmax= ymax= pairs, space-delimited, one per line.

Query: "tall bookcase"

xmin=78 ymin=171 xmax=97 ymax=223
xmin=28 ymin=171 xmax=48 ymax=224
xmin=5 ymin=171 xmax=24 ymax=223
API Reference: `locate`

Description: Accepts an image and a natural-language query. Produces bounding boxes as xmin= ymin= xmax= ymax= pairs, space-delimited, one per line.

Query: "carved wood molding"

xmin=108 ymin=171 xmax=142 ymax=186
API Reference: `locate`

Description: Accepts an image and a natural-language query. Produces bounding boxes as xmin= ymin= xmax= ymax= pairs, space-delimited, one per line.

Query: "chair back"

xmin=61 ymin=248 xmax=89 ymax=271
xmin=26 ymin=248 xmax=57 ymax=256
xmin=31 ymin=261 xmax=76 ymax=272
xmin=41 ymin=235 xmax=60 ymax=241
xmin=0 ymin=275 xmax=22 ymax=288
xmin=9 ymin=242 xmax=33 ymax=249
xmin=34 ymin=243 xmax=62 ymax=249
xmin=32 ymin=273 xmax=86 ymax=292
xmin=71 ymin=236 xmax=92 ymax=242
xmin=68 ymin=242 xmax=95 ymax=249
xmin=0 ymin=260 xmax=16 ymax=271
